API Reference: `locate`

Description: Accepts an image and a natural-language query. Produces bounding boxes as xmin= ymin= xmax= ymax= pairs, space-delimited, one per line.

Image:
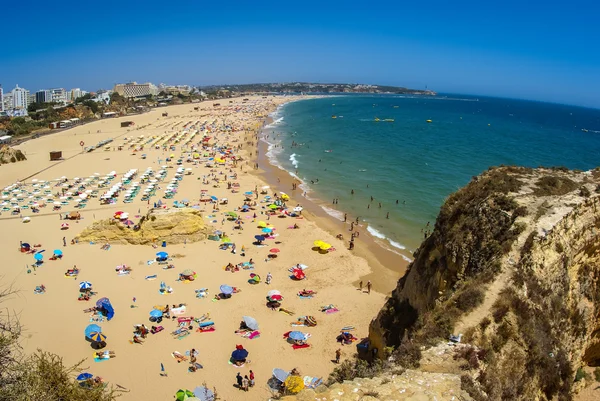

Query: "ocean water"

xmin=262 ymin=95 xmax=600 ymax=259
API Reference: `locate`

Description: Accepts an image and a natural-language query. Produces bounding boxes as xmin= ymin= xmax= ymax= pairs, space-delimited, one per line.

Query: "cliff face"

xmin=369 ymin=166 xmax=600 ymax=400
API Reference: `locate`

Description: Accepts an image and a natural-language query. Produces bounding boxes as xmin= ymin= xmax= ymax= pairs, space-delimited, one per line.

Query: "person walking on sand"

xmin=359 ymin=281 xmax=363 ymax=291
xmin=236 ymin=372 xmax=243 ymax=390
xmin=249 ymin=370 xmax=255 ymax=387
xmin=344 ymin=213 xmax=347 ymax=222
xmin=63 ymin=237 xmax=66 ymax=246
xmin=266 ymin=272 xmax=272 ymax=285
xmin=242 ymin=375 xmax=249 ymax=391
xmin=335 ymin=348 xmax=341 ymax=364
xmin=367 ymin=280 xmax=372 ymax=294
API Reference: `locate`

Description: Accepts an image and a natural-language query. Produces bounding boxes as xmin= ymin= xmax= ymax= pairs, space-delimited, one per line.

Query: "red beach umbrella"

xmin=269 ymin=248 xmax=280 ymax=253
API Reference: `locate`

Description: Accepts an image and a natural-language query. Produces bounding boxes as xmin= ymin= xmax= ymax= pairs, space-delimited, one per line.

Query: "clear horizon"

xmin=3 ymin=1 xmax=599 ymax=108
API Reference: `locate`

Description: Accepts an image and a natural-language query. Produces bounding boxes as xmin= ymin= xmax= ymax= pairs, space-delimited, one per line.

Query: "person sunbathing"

xmin=299 ymin=289 xmax=316 ymax=297
xmin=293 ymin=223 xmax=300 ymax=229
xmin=78 ymin=294 xmax=90 ymax=301
xmin=132 ymin=335 xmax=144 ymax=344
xmin=95 ymin=350 xmax=116 ymax=359
xmin=83 ymin=306 xmax=98 ymax=313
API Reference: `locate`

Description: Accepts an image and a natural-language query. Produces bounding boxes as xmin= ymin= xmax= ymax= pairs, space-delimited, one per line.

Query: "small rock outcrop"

xmin=76 ymin=207 xmax=210 ymax=245
xmin=0 ymin=146 xmax=27 ymax=164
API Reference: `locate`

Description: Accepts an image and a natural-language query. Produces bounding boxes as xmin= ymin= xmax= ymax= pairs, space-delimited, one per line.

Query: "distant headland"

xmin=199 ymin=82 xmax=436 ymax=96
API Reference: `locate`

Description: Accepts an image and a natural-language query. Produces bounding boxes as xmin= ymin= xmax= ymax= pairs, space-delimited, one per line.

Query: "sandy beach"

xmin=0 ymin=96 xmax=401 ymax=400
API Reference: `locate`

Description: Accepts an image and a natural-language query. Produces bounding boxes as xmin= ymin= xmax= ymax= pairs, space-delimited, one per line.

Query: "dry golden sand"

xmin=0 ymin=96 xmax=400 ymax=400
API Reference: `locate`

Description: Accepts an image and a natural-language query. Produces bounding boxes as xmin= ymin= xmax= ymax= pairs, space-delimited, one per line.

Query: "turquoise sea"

xmin=262 ymin=94 xmax=600 ymax=260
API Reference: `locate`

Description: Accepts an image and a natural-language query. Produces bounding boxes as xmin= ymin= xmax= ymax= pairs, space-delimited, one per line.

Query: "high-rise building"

xmin=28 ymin=93 xmax=36 ymax=107
xmin=0 ymin=85 xmax=4 ymax=112
xmin=113 ymin=82 xmax=158 ymax=98
xmin=11 ymin=85 xmax=30 ymax=110
xmin=51 ymin=88 xmax=68 ymax=105
xmin=36 ymin=89 xmax=52 ymax=104
xmin=2 ymin=92 xmax=12 ymax=112
xmin=70 ymin=88 xmax=86 ymax=101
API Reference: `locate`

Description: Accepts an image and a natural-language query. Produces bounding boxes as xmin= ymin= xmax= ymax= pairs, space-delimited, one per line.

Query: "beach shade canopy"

xmin=193 ymin=386 xmax=215 ymax=401
xmin=244 ymin=191 xmax=253 ymax=195
xmin=149 ymin=309 xmax=163 ymax=318
xmin=175 ymin=389 xmax=195 ymax=401
xmin=231 ymin=348 xmax=249 ymax=361
xmin=268 ymin=204 xmax=278 ymax=209
xmin=257 ymin=221 xmax=267 ymax=228
xmin=288 ymin=331 xmax=307 ymax=341
xmin=76 ymin=372 xmax=93 ymax=381
xmin=34 ymin=253 xmax=43 ymax=261
xmin=269 ymin=248 xmax=280 ymax=253
xmin=284 ymin=375 xmax=305 ymax=394
xmin=96 ymin=297 xmax=115 ymax=321
xmin=220 ymin=285 xmax=233 ymax=295
xmin=156 ymin=251 xmax=168 ymax=261
xmin=254 ymin=235 xmax=265 ymax=242
xmin=225 ymin=211 xmax=237 ymax=218
xmin=273 ymin=368 xmax=290 ymax=382
xmin=88 ymin=331 xmax=107 ymax=343
xmin=210 ymin=196 xmax=218 ymax=201
xmin=21 ymin=243 xmax=30 ymax=249
xmin=84 ymin=324 xmax=102 ymax=338
xmin=53 ymin=249 xmax=63 ymax=256
xmin=242 ymin=316 xmax=259 ymax=330
xmin=79 ymin=281 xmax=92 ymax=290
xmin=181 ymin=269 xmax=195 ymax=276
xmin=262 ymin=227 xmax=273 ymax=233
xmin=267 ymin=289 xmax=282 ymax=298
xmin=293 ymin=268 xmax=306 ymax=280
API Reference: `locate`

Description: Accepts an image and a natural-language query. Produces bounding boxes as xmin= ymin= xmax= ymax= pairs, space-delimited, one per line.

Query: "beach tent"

xmin=96 ymin=297 xmax=115 ymax=321
xmin=193 ymin=386 xmax=215 ymax=401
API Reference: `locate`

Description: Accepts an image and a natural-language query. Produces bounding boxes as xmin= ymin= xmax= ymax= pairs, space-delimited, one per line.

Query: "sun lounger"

xmin=197 ymin=326 xmax=215 ymax=333
xmin=292 ymin=344 xmax=311 ymax=350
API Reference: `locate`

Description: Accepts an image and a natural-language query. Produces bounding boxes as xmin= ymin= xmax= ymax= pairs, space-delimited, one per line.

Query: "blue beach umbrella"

xmin=84 ymin=324 xmax=102 ymax=338
xmin=53 ymin=249 xmax=63 ymax=256
xmin=288 ymin=331 xmax=306 ymax=341
xmin=76 ymin=372 xmax=93 ymax=381
xmin=220 ymin=285 xmax=233 ymax=295
xmin=193 ymin=386 xmax=215 ymax=401
xmin=262 ymin=227 xmax=273 ymax=233
xmin=231 ymin=348 xmax=248 ymax=361
xmin=244 ymin=191 xmax=253 ymax=195
xmin=79 ymin=281 xmax=92 ymax=291
xmin=89 ymin=331 xmax=107 ymax=342
xmin=210 ymin=196 xmax=218 ymax=201
xmin=156 ymin=251 xmax=168 ymax=261
xmin=34 ymin=253 xmax=43 ymax=261
xmin=272 ymin=368 xmax=290 ymax=382
xmin=254 ymin=235 xmax=265 ymax=242
xmin=150 ymin=309 xmax=163 ymax=318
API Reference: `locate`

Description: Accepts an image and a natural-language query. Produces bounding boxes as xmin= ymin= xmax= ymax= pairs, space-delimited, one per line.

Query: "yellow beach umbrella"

xmin=284 ymin=375 xmax=305 ymax=394
xmin=280 ymin=193 xmax=290 ymax=200
xmin=320 ymin=242 xmax=332 ymax=250
xmin=314 ymin=240 xmax=324 ymax=248
xmin=258 ymin=221 xmax=267 ymax=228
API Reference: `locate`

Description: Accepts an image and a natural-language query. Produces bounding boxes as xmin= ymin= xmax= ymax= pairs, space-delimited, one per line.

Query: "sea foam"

xmin=289 ymin=153 xmax=299 ymax=168
xmin=320 ymin=205 xmax=345 ymax=221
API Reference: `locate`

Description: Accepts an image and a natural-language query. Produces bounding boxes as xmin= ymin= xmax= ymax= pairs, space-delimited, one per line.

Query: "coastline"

xmin=250 ymin=101 xmax=409 ymax=294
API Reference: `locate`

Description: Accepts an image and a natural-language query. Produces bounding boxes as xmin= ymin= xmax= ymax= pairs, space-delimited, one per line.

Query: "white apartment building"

xmin=11 ymin=85 xmax=30 ymax=110
xmin=51 ymin=88 xmax=68 ymax=105
xmin=2 ymin=92 xmax=12 ymax=112
xmin=0 ymin=86 xmax=3 ymax=112
xmin=113 ymin=82 xmax=158 ymax=98
xmin=71 ymin=88 xmax=87 ymax=101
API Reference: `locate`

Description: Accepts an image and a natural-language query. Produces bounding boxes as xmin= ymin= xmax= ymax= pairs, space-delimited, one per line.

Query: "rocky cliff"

xmin=369 ymin=166 xmax=600 ymax=400
xmin=0 ymin=146 xmax=27 ymax=164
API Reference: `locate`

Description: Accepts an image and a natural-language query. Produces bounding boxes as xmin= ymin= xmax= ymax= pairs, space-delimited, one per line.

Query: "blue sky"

xmin=3 ymin=1 xmax=599 ymax=107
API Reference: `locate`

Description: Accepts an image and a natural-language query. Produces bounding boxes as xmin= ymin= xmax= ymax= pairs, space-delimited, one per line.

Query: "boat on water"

xmin=331 ymin=115 xmax=337 ymax=119
xmin=393 ymin=106 xmax=399 ymax=108
xmin=383 ymin=119 xmax=394 ymax=122
xmin=426 ymin=119 xmax=432 ymax=123
xmin=324 ymin=150 xmax=332 ymax=153
xmin=374 ymin=117 xmax=380 ymax=122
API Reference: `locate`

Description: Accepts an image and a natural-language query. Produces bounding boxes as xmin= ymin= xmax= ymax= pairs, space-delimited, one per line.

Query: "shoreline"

xmin=250 ymin=102 xmax=409 ymax=294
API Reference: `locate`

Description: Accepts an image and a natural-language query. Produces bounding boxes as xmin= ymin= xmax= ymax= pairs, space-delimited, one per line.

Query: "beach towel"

xmin=197 ymin=326 xmax=215 ymax=333
xmin=171 ymin=306 xmax=186 ymax=315
xmin=145 ymin=275 xmax=157 ymax=280
xmin=304 ymin=376 xmax=323 ymax=389
xmin=117 ymin=271 xmax=130 ymax=276
xmin=93 ymin=352 xmax=111 ymax=363
xmin=147 ymin=260 xmax=155 ymax=265
xmin=279 ymin=308 xmax=294 ymax=316
xmin=171 ymin=351 xmax=188 ymax=362
xmin=298 ymin=295 xmax=313 ymax=299
xmin=292 ymin=344 xmax=310 ymax=350
xmin=325 ymin=308 xmax=339 ymax=314
xmin=341 ymin=326 xmax=356 ymax=331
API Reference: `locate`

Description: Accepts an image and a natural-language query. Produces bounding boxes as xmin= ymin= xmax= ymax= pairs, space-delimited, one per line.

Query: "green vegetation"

xmin=533 ymin=175 xmax=579 ymax=196
xmin=327 ymin=358 xmax=390 ymax=385
xmin=0 ymin=288 xmax=116 ymax=400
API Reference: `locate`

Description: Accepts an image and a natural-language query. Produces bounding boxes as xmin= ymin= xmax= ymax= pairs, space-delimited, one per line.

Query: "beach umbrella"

xmin=193 ymin=386 xmax=215 ymax=401
xmin=181 ymin=269 xmax=195 ymax=276
xmin=34 ymin=253 xmax=43 ymax=261
xmin=262 ymin=227 xmax=273 ymax=233
xmin=319 ymin=242 xmax=332 ymax=250
xmin=244 ymin=191 xmax=253 ymax=195
xmin=123 ymin=219 xmax=134 ymax=226
xmin=284 ymin=375 xmax=305 ymax=394
xmin=79 ymin=281 xmax=92 ymax=291
xmin=242 ymin=316 xmax=259 ymax=330
xmin=268 ymin=204 xmax=278 ymax=209
xmin=53 ymin=249 xmax=63 ymax=256
xmin=220 ymin=285 xmax=233 ymax=295
xmin=273 ymin=368 xmax=290 ymax=383
xmin=175 ymin=389 xmax=195 ymax=401
xmin=225 ymin=211 xmax=237 ymax=218
xmin=156 ymin=251 xmax=168 ymax=260
xmin=22 ymin=217 xmax=31 ymax=223
xmin=149 ymin=309 xmax=163 ymax=318
xmin=88 ymin=331 xmax=107 ymax=342
xmin=231 ymin=348 xmax=248 ymax=361
xmin=257 ymin=221 xmax=267 ymax=228
xmin=267 ymin=289 xmax=281 ymax=297
xmin=84 ymin=324 xmax=102 ymax=338
xmin=76 ymin=372 xmax=93 ymax=381
xmin=254 ymin=235 xmax=265 ymax=242
xmin=269 ymin=248 xmax=280 ymax=253
xmin=288 ymin=331 xmax=306 ymax=341
xmin=293 ymin=268 xmax=306 ymax=280
xmin=61 ymin=223 xmax=69 ymax=229
xmin=293 ymin=206 xmax=303 ymax=212
xmin=210 ymin=196 xmax=218 ymax=201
